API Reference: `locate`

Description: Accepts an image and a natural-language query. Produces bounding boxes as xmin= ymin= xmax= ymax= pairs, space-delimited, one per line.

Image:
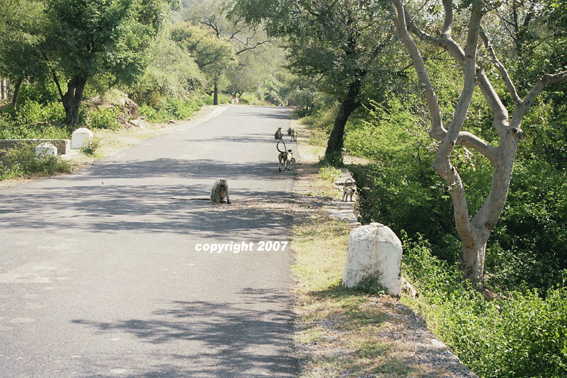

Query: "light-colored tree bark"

xmin=389 ymin=0 xmax=567 ymax=285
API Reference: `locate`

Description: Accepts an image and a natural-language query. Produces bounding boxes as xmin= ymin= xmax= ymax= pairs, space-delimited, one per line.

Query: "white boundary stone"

xmin=343 ymin=223 xmax=402 ymax=296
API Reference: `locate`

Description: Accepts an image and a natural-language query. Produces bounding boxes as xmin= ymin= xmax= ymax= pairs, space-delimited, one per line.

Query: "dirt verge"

xmin=289 ymin=129 xmax=479 ymax=377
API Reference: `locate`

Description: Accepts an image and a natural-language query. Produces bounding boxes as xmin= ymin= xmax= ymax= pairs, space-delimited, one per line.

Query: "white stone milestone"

xmin=35 ymin=142 xmax=57 ymax=158
xmin=343 ymin=223 xmax=402 ymax=296
xmin=71 ymin=127 xmax=94 ymax=149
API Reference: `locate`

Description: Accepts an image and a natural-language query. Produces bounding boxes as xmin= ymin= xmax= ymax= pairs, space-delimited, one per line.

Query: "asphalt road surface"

xmin=0 ymin=106 xmax=299 ymax=377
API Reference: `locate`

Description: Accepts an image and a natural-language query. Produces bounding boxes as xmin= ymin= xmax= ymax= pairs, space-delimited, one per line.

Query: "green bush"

xmin=139 ymin=97 xmax=202 ymax=123
xmin=0 ymin=101 xmax=68 ymax=139
xmin=239 ymin=94 xmax=265 ymax=105
xmin=88 ymin=107 xmax=121 ymax=130
xmin=16 ymin=81 xmax=60 ymax=105
xmin=344 ymin=100 xmax=428 ymax=162
xmin=403 ymin=237 xmax=567 ymax=378
xmin=486 ymin=159 xmax=567 ymax=291
xmin=161 ymin=98 xmax=200 ymax=119
xmin=80 ymin=138 xmax=100 ymax=156
xmin=300 ymin=105 xmax=336 ymax=131
xmin=0 ymin=118 xmax=69 ymax=140
xmin=352 ymin=159 xmax=458 ymax=263
xmin=319 ymin=166 xmax=341 ymax=182
xmin=9 ymin=100 xmax=65 ymax=127
xmin=0 ymin=142 xmax=73 ymax=180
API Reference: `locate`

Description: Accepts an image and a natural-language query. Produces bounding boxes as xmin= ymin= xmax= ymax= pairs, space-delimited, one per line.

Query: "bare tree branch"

xmin=390 ymin=0 xmax=445 ymax=140
xmin=234 ymin=40 xmax=271 ymax=55
xmin=480 ymin=28 xmax=521 ymax=104
xmin=441 ymin=0 xmax=453 ymax=35
xmin=434 ymin=0 xmax=484 ymax=248
xmin=513 ymin=70 xmax=567 ymax=123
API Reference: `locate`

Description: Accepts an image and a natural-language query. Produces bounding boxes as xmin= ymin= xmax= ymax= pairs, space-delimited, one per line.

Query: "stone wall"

xmin=0 ymin=139 xmax=71 ymax=155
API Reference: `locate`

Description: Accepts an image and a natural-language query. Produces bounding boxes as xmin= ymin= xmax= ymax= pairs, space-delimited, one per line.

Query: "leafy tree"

xmin=170 ymin=22 xmax=236 ymax=105
xmin=389 ymin=0 xmax=567 ymax=285
xmin=0 ymin=0 xmax=48 ymax=108
xmin=179 ymin=0 xmax=277 ymax=104
xmin=127 ymin=28 xmax=205 ymax=106
xmin=230 ymin=0 xmax=402 ymax=165
xmin=43 ymin=0 xmax=170 ymax=126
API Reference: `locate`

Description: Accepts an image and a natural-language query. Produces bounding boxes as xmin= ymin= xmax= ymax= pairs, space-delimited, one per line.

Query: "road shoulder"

xmin=289 ymin=132 xmax=479 ymax=377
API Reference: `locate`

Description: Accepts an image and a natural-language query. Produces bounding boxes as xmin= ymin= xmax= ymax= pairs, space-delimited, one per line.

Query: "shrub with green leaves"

xmin=16 ymin=101 xmax=65 ymax=125
xmin=486 ymin=159 xmax=567 ymax=292
xmin=0 ymin=142 xmax=72 ymax=180
xmin=403 ymin=237 xmax=567 ymax=378
xmin=201 ymin=93 xmax=233 ymax=106
xmin=0 ymin=101 xmax=69 ymax=139
xmin=88 ymin=107 xmax=121 ymax=130
xmin=0 ymin=117 xmax=69 ymax=140
xmin=347 ymin=99 xmax=460 ymax=262
xmin=345 ymin=99 xmax=429 ymax=162
xmin=139 ymin=97 xmax=202 ymax=123
xmin=80 ymin=138 xmax=100 ymax=156
xmin=319 ymin=166 xmax=341 ymax=182
xmin=161 ymin=98 xmax=200 ymax=120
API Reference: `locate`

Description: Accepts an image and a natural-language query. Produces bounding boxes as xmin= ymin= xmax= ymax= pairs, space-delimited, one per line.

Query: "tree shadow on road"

xmin=63 ymin=158 xmax=293 ymax=181
xmin=0 ymin=155 xmax=313 ymax=237
xmin=0 ymin=181 xmax=309 ymax=238
xmin=72 ymin=287 xmax=298 ymax=378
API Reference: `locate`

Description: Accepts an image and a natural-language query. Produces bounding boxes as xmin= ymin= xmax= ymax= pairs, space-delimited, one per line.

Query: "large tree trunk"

xmin=62 ymin=75 xmax=88 ymax=126
xmin=213 ymin=79 xmax=219 ymax=106
xmin=391 ymin=0 xmax=567 ymax=286
xmin=324 ymin=76 xmax=364 ymax=165
xmin=11 ymin=76 xmax=23 ymax=109
xmin=460 ymin=123 xmax=521 ymax=283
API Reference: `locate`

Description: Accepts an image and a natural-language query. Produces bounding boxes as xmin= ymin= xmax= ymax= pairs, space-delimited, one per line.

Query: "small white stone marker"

xmin=71 ymin=127 xmax=94 ymax=149
xmin=35 ymin=142 xmax=57 ymax=158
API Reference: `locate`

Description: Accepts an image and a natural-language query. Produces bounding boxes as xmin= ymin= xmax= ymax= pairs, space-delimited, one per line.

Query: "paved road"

xmin=0 ymin=106 xmax=298 ymax=377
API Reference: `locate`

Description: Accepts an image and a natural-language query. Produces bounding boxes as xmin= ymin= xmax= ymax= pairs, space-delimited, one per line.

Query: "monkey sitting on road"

xmin=342 ymin=179 xmax=357 ymax=202
xmin=211 ymin=179 xmax=231 ymax=204
xmin=290 ymin=129 xmax=298 ymax=142
xmin=275 ymin=127 xmax=283 ymax=140
xmin=287 ymin=127 xmax=294 ymax=136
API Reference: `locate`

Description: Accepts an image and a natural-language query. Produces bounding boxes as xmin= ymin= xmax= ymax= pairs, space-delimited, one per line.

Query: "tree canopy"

xmin=230 ymin=0 xmax=404 ymax=164
xmin=44 ymin=0 xmax=172 ymax=125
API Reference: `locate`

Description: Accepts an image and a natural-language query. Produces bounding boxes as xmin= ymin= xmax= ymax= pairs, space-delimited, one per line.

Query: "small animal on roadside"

xmin=401 ymin=278 xmax=419 ymax=299
xmin=210 ymin=179 xmax=231 ymax=204
xmin=287 ymin=127 xmax=294 ymax=136
xmin=290 ymin=129 xmax=298 ymax=142
xmin=275 ymin=127 xmax=283 ymax=140
xmin=342 ymin=178 xmax=357 ymax=202
xmin=342 ymin=185 xmax=357 ymax=202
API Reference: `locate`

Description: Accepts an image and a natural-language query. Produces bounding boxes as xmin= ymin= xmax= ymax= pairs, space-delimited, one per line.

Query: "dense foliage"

xmin=0 ymin=0 xmax=296 ymax=179
xmin=0 ymin=141 xmax=72 ymax=179
xmin=403 ymin=237 xmax=567 ymax=378
xmin=230 ymin=0 xmax=405 ymax=164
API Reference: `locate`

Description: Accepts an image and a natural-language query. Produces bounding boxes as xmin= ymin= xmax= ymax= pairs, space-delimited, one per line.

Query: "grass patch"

xmin=291 ymin=118 xmax=477 ymax=377
xmin=0 ymin=142 xmax=73 ymax=180
xmin=291 ymin=207 xmax=420 ymax=376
